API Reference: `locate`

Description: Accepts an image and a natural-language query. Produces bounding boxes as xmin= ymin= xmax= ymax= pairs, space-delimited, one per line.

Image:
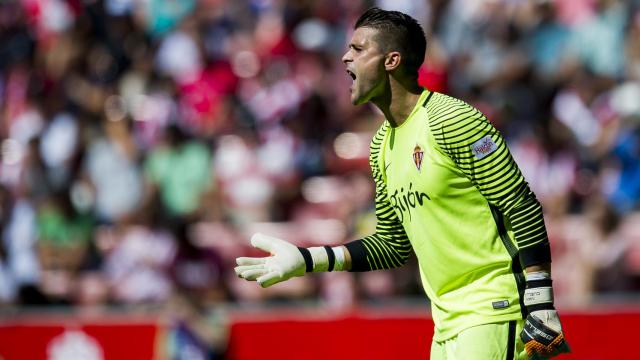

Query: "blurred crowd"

xmin=1 ymin=0 xmax=640 ymax=355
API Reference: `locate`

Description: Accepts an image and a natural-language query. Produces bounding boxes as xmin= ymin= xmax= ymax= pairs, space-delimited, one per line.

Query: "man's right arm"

xmin=342 ymin=181 xmax=411 ymax=271
xmin=342 ymin=121 xmax=412 ymax=272
xmin=235 ymin=123 xmax=412 ymax=286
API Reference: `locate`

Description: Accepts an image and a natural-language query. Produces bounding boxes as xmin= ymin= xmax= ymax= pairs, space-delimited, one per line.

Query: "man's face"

xmin=341 ymin=27 xmax=387 ymax=105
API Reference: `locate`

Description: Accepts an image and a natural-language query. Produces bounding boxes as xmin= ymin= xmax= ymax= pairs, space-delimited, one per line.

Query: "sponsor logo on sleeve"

xmin=471 ymin=135 xmax=498 ymax=159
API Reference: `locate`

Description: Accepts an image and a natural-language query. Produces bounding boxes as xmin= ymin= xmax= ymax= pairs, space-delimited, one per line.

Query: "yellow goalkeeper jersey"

xmin=346 ymin=89 xmax=551 ymax=341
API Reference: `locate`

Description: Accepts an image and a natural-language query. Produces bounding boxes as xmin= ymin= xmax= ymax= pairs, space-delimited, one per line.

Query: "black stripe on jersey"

xmin=422 ymin=91 xmax=434 ymax=107
xmin=517 ymin=233 xmax=549 ymax=250
xmin=362 ymin=240 xmax=384 ymax=269
xmin=438 ymin=113 xmax=487 ymax=137
xmin=471 ymin=155 xmax=518 ymax=180
xmin=439 ymin=127 xmax=494 ymax=150
xmin=431 ymin=108 xmax=479 ymax=129
xmin=439 ymin=131 xmax=503 ymax=151
xmin=430 ymin=110 xmax=477 ymax=130
xmin=512 ymin=215 xmax=545 ymax=235
xmin=496 ymin=184 xmax=530 ymax=212
xmin=464 ymin=160 xmax=517 ymax=182
xmin=506 ymin=320 xmax=516 ymax=360
xmin=490 ymin=205 xmax=527 ymax=319
xmin=430 ymin=103 xmax=479 ymax=122
xmin=348 ymin=120 xmax=412 ymax=272
xmin=427 ymin=92 xmax=550 ymax=259
xmin=364 ymin=237 xmax=398 ymax=268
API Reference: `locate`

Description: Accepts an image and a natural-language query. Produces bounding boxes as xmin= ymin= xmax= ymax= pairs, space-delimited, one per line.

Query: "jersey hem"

xmin=432 ymin=312 xmax=524 ymax=342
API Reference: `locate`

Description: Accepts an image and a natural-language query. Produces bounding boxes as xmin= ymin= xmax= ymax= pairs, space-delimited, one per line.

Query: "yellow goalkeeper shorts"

xmin=430 ymin=320 xmax=528 ymax=360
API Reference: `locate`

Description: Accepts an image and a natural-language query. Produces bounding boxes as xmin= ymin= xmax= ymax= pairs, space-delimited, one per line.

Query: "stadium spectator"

xmin=0 ymin=0 xmax=638 ymax=347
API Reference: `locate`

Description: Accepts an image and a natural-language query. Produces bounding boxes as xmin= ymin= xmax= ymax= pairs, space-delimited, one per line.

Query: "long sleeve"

xmin=428 ymin=95 xmax=551 ymax=267
xmin=345 ymin=122 xmax=413 ymax=271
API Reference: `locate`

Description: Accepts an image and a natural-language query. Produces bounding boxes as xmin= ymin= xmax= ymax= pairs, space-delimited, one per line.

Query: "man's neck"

xmin=373 ymin=79 xmax=423 ymax=128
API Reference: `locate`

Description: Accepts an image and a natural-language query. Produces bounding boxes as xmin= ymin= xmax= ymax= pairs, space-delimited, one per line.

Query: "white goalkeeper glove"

xmin=521 ymin=271 xmax=570 ymax=360
xmin=234 ymin=233 xmax=345 ymax=288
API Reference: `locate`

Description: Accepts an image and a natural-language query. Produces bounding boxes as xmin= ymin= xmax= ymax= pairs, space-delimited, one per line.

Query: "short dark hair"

xmin=354 ymin=7 xmax=426 ymax=78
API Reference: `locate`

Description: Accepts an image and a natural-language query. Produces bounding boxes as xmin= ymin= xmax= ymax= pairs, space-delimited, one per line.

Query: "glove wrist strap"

xmin=524 ymin=271 xmax=555 ymax=311
xmin=324 ymin=246 xmax=335 ymax=271
xmin=298 ymin=247 xmax=314 ymax=272
xmin=304 ymin=246 xmax=346 ymax=272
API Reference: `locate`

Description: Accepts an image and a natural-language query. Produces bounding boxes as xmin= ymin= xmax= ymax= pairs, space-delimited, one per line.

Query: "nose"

xmin=341 ymin=49 xmax=352 ymax=65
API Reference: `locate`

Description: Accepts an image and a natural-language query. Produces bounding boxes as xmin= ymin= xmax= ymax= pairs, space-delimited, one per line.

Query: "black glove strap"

xmin=324 ymin=246 xmax=335 ymax=272
xmin=525 ymin=278 xmax=555 ymax=312
xmin=522 ymin=315 xmax=560 ymax=346
xmin=526 ymin=278 xmax=553 ymax=288
xmin=527 ymin=302 xmax=555 ymax=312
xmin=298 ymin=247 xmax=313 ymax=272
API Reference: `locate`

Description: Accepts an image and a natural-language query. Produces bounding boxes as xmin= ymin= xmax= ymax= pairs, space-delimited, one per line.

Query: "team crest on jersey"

xmin=413 ymin=144 xmax=424 ymax=171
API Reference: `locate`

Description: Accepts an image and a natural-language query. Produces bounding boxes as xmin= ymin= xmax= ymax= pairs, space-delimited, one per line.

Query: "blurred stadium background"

xmin=0 ymin=0 xmax=639 ymax=359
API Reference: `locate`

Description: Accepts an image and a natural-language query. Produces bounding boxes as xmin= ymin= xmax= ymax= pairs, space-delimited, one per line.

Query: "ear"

xmin=384 ymin=51 xmax=401 ymax=71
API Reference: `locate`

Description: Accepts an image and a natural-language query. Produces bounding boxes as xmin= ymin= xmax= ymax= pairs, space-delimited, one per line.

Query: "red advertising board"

xmin=1 ymin=307 xmax=640 ymax=359
xmin=0 ymin=316 xmax=160 ymax=360
xmin=226 ymin=308 xmax=640 ymax=360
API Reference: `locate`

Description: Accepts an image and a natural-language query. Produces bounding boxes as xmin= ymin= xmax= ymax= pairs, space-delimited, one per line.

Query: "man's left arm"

xmin=433 ymin=105 xmax=549 ymax=267
xmin=433 ymin=101 xmax=570 ymax=359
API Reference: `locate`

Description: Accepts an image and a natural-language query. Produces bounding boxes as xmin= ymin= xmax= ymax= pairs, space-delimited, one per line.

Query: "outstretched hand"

xmin=235 ymin=233 xmax=306 ymax=288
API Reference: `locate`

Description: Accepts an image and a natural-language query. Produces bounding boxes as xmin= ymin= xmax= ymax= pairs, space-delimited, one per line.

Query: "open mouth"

xmin=346 ymin=69 xmax=356 ymax=81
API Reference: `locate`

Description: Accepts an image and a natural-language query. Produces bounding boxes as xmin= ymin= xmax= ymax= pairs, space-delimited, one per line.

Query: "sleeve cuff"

xmin=344 ymin=240 xmax=370 ymax=272
xmin=519 ymin=242 xmax=551 ymax=268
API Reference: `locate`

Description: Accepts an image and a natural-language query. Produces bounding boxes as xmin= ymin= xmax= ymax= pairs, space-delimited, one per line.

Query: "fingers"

xmin=237 ymin=233 xmax=290 ymax=286
xmin=524 ymin=334 xmax=569 ymax=359
xmin=238 ymin=268 xmax=267 ymax=281
xmin=235 ymin=261 xmax=268 ymax=280
xmin=256 ymin=271 xmax=282 ymax=288
xmin=250 ymin=233 xmax=281 ymax=253
xmin=234 ymin=264 xmax=263 ymax=274
xmin=236 ymin=257 xmax=267 ymax=266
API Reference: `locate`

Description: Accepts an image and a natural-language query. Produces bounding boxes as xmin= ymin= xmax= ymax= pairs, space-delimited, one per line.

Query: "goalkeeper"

xmin=235 ymin=7 xmax=570 ymax=360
